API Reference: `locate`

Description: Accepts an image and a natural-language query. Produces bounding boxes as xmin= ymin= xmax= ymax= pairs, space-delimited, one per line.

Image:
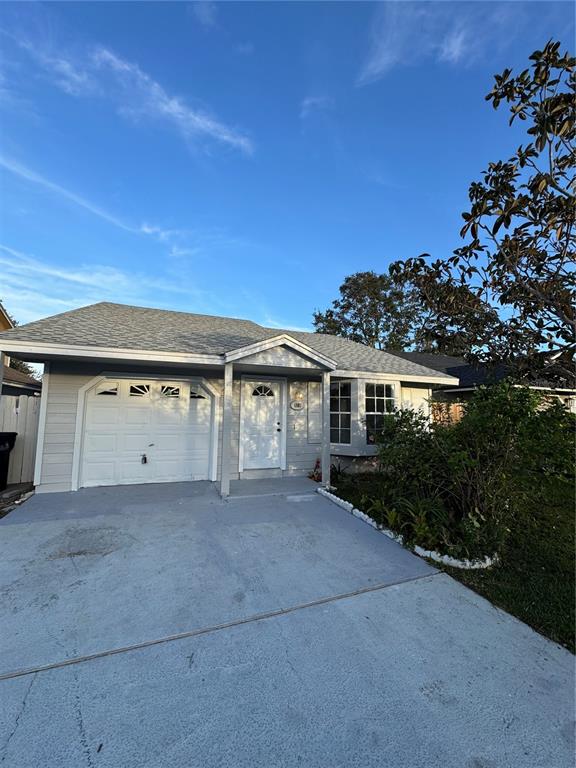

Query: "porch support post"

xmin=321 ymin=370 xmax=331 ymax=488
xmin=0 ymin=352 xmax=4 ymax=404
xmin=220 ymin=361 xmax=234 ymax=498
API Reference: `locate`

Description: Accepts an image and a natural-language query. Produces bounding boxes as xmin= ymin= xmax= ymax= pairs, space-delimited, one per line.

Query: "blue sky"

xmin=1 ymin=1 xmax=573 ymax=329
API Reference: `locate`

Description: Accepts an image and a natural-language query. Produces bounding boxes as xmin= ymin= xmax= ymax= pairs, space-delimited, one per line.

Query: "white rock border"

xmin=317 ymin=487 xmax=498 ymax=570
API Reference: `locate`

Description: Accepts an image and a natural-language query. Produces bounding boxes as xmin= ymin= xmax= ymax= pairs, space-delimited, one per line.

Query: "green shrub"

xmin=363 ymin=383 xmax=575 ymax=559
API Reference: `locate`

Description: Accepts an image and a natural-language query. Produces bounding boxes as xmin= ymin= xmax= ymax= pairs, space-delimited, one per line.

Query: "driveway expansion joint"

xmin=0 ymin=572 xmax=441 ymax=683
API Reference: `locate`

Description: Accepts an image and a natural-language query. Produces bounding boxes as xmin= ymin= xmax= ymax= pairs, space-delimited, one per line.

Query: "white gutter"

xmin=0 ymin=339 xmax=223 ymax=366
xmin=0 ymin=339 xmax=459 ymax=385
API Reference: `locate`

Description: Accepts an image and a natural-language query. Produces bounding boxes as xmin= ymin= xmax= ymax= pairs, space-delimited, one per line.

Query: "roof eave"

xmin=0 ymin=339 xmax=223 ymax=366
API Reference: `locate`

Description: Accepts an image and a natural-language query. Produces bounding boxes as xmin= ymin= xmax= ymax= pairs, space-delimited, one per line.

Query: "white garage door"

xmin=81 ymin=379 xmax=214 ymax=488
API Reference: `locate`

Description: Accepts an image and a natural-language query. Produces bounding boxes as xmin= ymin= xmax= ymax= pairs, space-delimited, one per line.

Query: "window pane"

xmin=330 ymin=428 xmax=340 ymax=443
xmin=365 ymin=383 xmax=375 ymax=397
xmin=340 ymin=414 xmax=351 ymax=430
xmin=385 ymin=385 xmax=393 ymax=398
xmin=96 ymin=383 xmax=118 ymax=396
xmin=366 ymin=414 xmax=383 ymax=444
xmin=330 ymin=397 xmax=339 ymax=411
xmin=129 ymin=384 xmax=150 ymax=397
xmin=375 ymin=384 xmax=385 ymax=398
xmin=330 ymin=414 xmax=339 ymax=428
xmin=161 ymin=385 xmax=180 ymax=398
xmin=330 ymin=383 xmax=340 ymax=395
xmin=339 ymin=428 xmax=351 ymax=444
xmin=340 ymin=397 xmax=351 ymax=413
xmin=385 ymin=398 xmax=396 ymax=413
xmin=375 ymin=398 xmax=386 ymax=413
xmin=366 ymin=397 xmax=375 ymax=413
xmin=340 ymin=382 xmax=351 ymax=396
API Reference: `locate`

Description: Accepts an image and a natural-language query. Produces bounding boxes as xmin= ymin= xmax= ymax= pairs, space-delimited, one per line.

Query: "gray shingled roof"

xmin=2 ymin=366 xmax=42 ymax=388
xmin=0 ymin=302 xmax=454 ymax=380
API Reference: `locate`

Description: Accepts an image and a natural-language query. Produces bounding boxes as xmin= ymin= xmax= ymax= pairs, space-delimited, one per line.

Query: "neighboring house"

xmin=2 ymin=366 xmax=42 ymax=397
xmin=0 ymin=303 xmax=13 ymax=333
xmin=0 ymin=302 xmax=457 ymax=495
xmin=390 ymin=351 xmax=576 ymax=417
xmin=0 ymin=302 xmax=42 ymax=397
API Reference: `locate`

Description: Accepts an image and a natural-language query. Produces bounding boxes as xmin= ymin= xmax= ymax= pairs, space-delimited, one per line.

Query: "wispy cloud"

xmin=17 ymin=37 xmax=96 ymax=96
xmin=300 ymin=95 xmax=334 ymax=121
xmin=0 ymin=155 xmax=139 ymax=233
xmin=189 ymin=1 xmax=218 ymax=30
xmin=0 ymin=244 xmax=214 ymax=325
xmin=7 ymin=29 xmax=252 ymax=153
xmin=0 ymin=155 xmax=246 ymax=255
xmin=358 ymin=2 xmax=521 ymax=85
xmin=92 ymin=47 xmax=253 ymax=154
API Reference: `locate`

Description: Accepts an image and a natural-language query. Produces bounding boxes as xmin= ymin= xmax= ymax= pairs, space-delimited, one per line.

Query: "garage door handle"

xmin=148 ymin=443 xmax=155 ymax=447
xmin=276 ymin=428 xmax=282 ymax=432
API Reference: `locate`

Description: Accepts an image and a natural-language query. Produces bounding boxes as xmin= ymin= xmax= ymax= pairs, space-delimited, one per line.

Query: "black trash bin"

xmin=0 ymin=432 xmax=18 ymax=492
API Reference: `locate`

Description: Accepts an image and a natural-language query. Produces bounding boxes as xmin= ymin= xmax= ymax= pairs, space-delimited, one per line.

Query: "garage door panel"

xmin=122 ymin=432 xmax=153 ymax=452
xmin=125 ymin=408 xmax=152 ymax=426
xmin=81 ymin=379 xmax=213 ymax=488
xmin=82 ymin=461 xmax=116 ymax=486
xmin=152 ymin=433 xmax=186 ymax=452
xmin=117 ymin=460 xmax=153 ymax=484
xmin=152 ymin=405 xmax=188 ymax=425
xmin=84 ymin=433 xmax=118 ymax=453
xmin=85 ymin=406 xmax=122 ymax=428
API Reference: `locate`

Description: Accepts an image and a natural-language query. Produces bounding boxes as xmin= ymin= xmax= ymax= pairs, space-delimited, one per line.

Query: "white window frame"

xmin=329 ymin=379 xmax=352 ymax=446
xmin=364 ymin=382 xmax=396 ymax=445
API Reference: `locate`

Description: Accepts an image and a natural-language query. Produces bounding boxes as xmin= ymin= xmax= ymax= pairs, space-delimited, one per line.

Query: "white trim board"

xmin=0 ymin=340 xmax=222 ymax=367
xmin=0 ymin=341 xmax=457 ymax=386
xmin=331 ymin=369 xmax=458 ymax=385
xmin=33 ymin=362 xmax=50 ymax=487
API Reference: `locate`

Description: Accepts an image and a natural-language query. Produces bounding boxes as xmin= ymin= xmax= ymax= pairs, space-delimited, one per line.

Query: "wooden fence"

xmin=0 ymin=395 xmax=41 ymax=485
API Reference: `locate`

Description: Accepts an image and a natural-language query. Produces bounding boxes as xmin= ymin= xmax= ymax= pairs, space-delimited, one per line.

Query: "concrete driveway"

xmin=0 ymin=481 xmax=573 ymax=767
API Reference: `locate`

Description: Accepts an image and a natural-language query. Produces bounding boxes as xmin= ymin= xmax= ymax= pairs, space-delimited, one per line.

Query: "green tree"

xmin=391 ymin=41 xmax=575 ymax=383
xmin=313 ymin=270 xmax=426 ymax=350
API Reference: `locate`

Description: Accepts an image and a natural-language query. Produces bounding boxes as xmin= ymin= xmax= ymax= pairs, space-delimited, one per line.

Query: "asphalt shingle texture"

xmin=0 ymin=302 xmax=453 ymax=379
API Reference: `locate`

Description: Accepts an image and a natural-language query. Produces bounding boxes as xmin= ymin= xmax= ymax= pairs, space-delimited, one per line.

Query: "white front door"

xmin=241 ymin=380 xmax=283 ymax=470
xmin=81 ymin=379 xmax=213 ymax=488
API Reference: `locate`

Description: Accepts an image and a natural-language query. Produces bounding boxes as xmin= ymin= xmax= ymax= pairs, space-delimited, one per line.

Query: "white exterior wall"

xmin=36 ymin=363 xmax=323 ymax=491
xmin=222 ymin=379 xmax=321 ymax=481
xmin=37 ymin=364 xmax=224 ymax=492
xmin=36 ymin=361 xmax=435 ymax=492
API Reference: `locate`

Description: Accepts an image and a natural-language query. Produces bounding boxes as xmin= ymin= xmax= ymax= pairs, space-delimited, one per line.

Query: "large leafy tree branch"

xmin=313 ymin=270 xmax=427 ymax=351
xmin=391 ymin=41 xmax=575 ymax=383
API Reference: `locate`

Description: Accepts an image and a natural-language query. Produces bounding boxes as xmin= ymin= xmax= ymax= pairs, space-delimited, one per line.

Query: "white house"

xmin=0 ymin=302 xmax=458 ymax=495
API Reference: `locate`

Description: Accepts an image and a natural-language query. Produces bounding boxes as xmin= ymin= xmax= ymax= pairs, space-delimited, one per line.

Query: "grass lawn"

xmin=333 ymin=474 xmax=575 ymax=654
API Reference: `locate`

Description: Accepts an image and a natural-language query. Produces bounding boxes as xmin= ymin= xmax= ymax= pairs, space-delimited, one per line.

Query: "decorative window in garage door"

xmin=160 ymin=385 xmax=180 ymax=399
xmin=129 ymin=383 xmax=150 ymax=397
xmin=252 ymin=385 xmax=274 ymax=397
xmin=95 ymin=382 xmax=118 ymax=396
xmin=190 ymin=388 xmax=206 ymax=399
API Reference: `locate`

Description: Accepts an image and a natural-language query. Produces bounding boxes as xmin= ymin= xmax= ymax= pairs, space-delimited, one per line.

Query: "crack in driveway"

xmin=0 ymin=572 xmax=440 ymax=683
xmin=0 ymin=673 xmax=37 ymax=763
